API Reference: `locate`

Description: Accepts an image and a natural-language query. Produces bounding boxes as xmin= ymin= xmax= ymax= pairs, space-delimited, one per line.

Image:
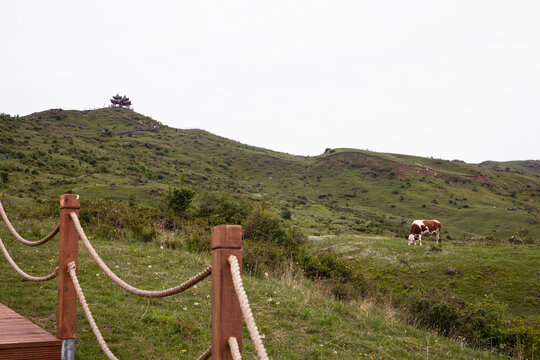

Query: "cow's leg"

xmin=418 ymin=234 xmax=422 ymax=246
xmin=436 ymin=230 xmax=441 ymax=244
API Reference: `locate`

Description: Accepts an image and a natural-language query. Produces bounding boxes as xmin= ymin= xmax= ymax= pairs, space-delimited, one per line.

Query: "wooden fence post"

xmin=57 ymin=194 xmax=79 ymax=358
xmin=212 ymin=225 xmax=243 ymax=360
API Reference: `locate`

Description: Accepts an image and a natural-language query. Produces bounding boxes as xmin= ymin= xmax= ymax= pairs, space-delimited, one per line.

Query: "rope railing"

xmin=0 ymin=201 xmax=60 ymax=246
xmin=70 ymin=212 xmax=211 ymax=298
xmin=67 ymin=261 xmax=119 ymax=360
xmin=0 ymin=235 xmax=59 ymax=282
xmin=228 ymin=255 xmax=269 ymax=360
xmin=196 ymin=346 xmax=212 ymax=360
xmin=69 ymin=261 xmax=214 ymax=360
xmin=1 ymin=195 xmax=266 ymax=360
xmin=228 ymin=337 xmax=242 ymax=360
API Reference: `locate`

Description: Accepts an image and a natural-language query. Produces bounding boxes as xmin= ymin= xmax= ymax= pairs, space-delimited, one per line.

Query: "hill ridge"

xmin=0 ymin=108 xmax=538 ymax=240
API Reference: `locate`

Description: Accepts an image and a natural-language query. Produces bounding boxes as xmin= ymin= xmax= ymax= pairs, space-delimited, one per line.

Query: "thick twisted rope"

xmin=196 ymin=346 xmax=212 ymax=360
xmin=228 ymin=255 xmax=269 ymax=360
xmin=228 ymin=337 xmax=242 ymax=360
xmin=67 ymin=261 xmax=119 ymax=360
xmin=0 ymin=236 xmax=58 ymax=281
xmin=71 ymin=259 xmax=212 ymax=360
xmin=0 ymin=201 xmax=59 ymax=246
xmin=70 ymin=212 xmax=211 ymax=297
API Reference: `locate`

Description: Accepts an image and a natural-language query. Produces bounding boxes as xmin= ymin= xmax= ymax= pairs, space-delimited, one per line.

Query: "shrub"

xmin=409 ymin=298 xmax=460 ymax=334
xmin=504 ymin=319 xmax=540 ymax=359
xmin=300 ymin=250 xmax=366 ymax=298
xmin=281 ymin=208 xmax=292 ymax=219
xmin=80 ymin=198 xmax=128 ymax=229
xmin=242 ymin=205 xmax=303 ymax=276
xmin=508 ymin=229 xmax=536 ymax=244
xmin=79 ymin=198 xmax=165 ymax=242
xmin=301 ymin=250 xmax=353 ymax=281
xmin=330 ymin=282 xmax=357 ymax=301
xmin=242 ymin=240 xmax=291 ymax=276
xmin=29 ymin=198 xmax=59 ymax=219
xmin=194 ymin=191 xmax=249 ymax=226
xmin=405 ymin=294 xmax=509 ymax=351
xmin=129 ymin=223 xmax=159 ymax=242
xmin=167 ymin=187 xmax=195 ymax=213
xmin=0 ymin=171 xmax=8 ymax=183
xmin=181 ymin=220 xmax=211 ymax=253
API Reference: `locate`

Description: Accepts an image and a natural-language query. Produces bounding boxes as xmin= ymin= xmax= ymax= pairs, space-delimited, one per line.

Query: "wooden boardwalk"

xmin=0 ymin=303 xmax=61 ymax=359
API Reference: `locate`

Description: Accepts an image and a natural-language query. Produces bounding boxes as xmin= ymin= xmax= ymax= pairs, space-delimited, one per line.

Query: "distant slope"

xmin=479 ymin=160 xmax=540 ymax=177
xmin=0 ymin=108 xmax=538 ymax=241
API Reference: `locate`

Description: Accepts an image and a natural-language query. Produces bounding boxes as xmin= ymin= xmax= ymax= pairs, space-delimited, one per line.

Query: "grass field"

xmin=0 ymin=108 xmax=538 ymax=358
xmin=305 ymin=234 xmax=540 ymax=322
xmin=0 ymin=223 xmax=506 ymax=359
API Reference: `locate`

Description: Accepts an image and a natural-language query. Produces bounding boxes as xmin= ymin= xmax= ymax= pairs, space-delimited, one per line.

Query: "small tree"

xmin=167 ymin=186 xmax=195 ymax=213
xmin=281 ymin=208 xmax=292 ymax=219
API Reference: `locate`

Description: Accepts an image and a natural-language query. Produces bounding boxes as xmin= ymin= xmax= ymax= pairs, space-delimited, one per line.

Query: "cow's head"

xmin=407 ymin=234 xmax=416 ymax=246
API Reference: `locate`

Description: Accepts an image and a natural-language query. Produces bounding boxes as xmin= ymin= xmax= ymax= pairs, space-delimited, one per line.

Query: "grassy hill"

xmin=0 ymin=108 xmax=538 ymax=358
xmin=0 ymin=108 xmax=538 ymax=241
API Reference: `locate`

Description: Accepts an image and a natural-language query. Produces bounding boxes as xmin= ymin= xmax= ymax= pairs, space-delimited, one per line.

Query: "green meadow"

xmin=0 ymin=108 xmax=538 ymax=358
xmin=0 ymin=227 xmax=506 ymax=360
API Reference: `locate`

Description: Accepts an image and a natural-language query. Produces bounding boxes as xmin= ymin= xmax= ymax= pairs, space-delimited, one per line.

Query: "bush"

xmin=281 ymin=208 xmax=292 ymax=219
xmin=462 ymin=296 xmax=506 ymax=347
xmin=167 ymin=187 xmax=195 ymax=213
xmin=129 ymin=223 xmax=159 ymax=242
xmin=405 ymin=294 xmax=510 ymax=351
xmin=79 ymin=198 xmax=164 ymax=242
xmin=409 ymin=298 xmax=460 ymax=334
xmin=300 ymin=250 xmax=367 ymax=298
xmin=242 ymin=205 xmax=304 ymax=276
xmin=29 ymin=198 xmax=60 ymax=219
xmin=194 ymin=191 xmax=249 ymax=226
xmin=0 ymin=171 xmax=8 ymax=183
xmin=504 ymin=319 xmax=540 ymax=359
xmin=80 ymin=198 xmax=128 ymax=229
xmin=242 ymin=240 xmax=292 ymax=276
xmin=301 ymin=250 xmax=354 ymax=281
xmin=181 ymin=220 xmax=211 ymax=253
xmin=330 ymin=282 xmax=358 ymax=301
xmin=508 ymin=229 xmax=536 ymax=244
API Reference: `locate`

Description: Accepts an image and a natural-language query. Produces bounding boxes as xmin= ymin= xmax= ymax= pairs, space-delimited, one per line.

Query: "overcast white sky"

xmin=1 ymin=1 xmax=539 ymax=163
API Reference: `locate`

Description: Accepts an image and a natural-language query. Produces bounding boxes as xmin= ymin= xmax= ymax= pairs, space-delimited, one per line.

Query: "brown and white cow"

xmin=408 ymin=220 xmax=441 ymax=246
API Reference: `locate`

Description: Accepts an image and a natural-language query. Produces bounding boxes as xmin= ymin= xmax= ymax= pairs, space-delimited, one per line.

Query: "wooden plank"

xmin=0 ymin=303 xmax=61 ymax=359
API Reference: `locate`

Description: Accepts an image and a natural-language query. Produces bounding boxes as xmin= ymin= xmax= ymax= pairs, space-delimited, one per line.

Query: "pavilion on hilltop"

xmin=110 ymin=94 xmax=132 ymax=109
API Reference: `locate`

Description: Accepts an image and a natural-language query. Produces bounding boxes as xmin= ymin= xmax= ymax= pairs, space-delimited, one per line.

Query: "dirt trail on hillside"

xmin=446 ymin=211 xmax=474 ymax=225
xmin=105 ymin=109 xmax=150 ymax=128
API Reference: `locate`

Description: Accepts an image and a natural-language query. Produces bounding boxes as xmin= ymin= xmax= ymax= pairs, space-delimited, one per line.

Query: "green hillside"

xmin=0 ymin=108 xmax=538 ymax=358
xmin=1 ymin=108 xmax=538 ymax=241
